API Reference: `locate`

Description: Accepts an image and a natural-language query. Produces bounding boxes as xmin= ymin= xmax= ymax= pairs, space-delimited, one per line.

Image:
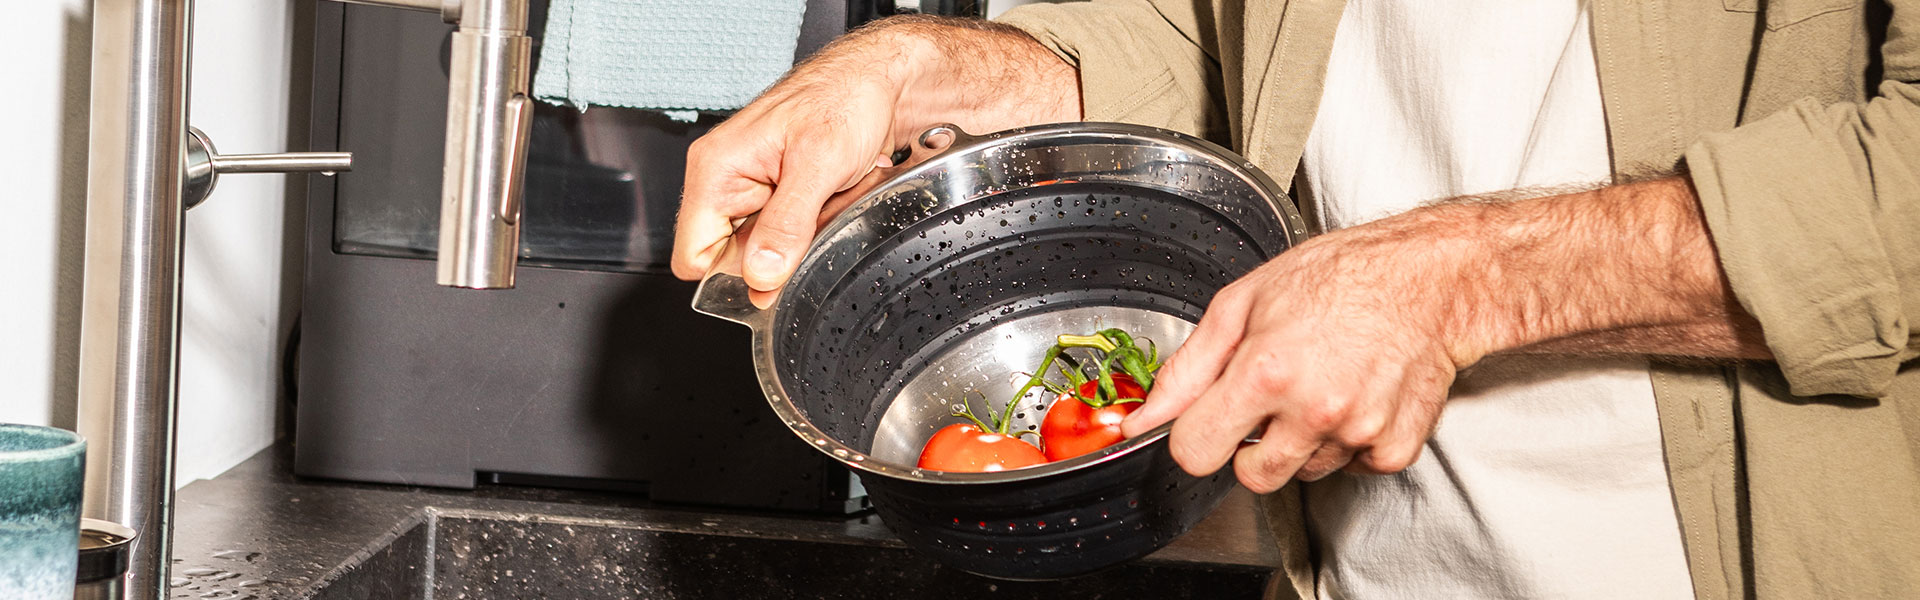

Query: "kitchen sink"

xmin=170 ymin=447 xmax=1280 ymax=600
xmin=308 ymin=509 xmax=1271 ymax=599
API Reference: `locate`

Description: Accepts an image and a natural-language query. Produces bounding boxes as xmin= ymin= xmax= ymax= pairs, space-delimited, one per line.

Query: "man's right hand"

xmin=671 ymin=16 xmax=1081 ymax=305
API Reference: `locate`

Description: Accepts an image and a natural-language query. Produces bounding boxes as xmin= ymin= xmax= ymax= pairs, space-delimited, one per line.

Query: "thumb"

xmin=740 ymin=144 xmax=864 ymax=292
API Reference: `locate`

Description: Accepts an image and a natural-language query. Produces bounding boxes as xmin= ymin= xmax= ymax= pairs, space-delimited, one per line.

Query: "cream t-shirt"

xmin=1296 ymin=1 xmax=1695 ymax=598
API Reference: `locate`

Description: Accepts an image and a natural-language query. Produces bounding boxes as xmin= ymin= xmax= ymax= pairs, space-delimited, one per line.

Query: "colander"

xmin=693 ymin=122 xmax=1308 ymax=579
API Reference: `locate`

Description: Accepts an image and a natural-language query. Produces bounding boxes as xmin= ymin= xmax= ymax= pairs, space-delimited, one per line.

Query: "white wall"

xmin=3 ymin=0 xmax=303 ymax=485
xmin=2 ymin=0 xmax=91 ymax=431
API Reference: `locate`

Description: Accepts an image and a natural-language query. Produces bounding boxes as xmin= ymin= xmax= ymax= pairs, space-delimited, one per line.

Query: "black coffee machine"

xmin=295 ymin=0 xmax=969 ymax=513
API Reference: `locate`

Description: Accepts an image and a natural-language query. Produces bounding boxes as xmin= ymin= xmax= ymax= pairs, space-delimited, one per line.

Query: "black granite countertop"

xmin=169 ymin=443 xmax=1281 ymax=599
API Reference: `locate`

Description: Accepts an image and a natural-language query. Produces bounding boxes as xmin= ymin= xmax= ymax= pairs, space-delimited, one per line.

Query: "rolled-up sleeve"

xmin=1686 ymin=80 xmax=1920 ymax=398
xmin=996 ymin=0 xmax=1227 ymax=141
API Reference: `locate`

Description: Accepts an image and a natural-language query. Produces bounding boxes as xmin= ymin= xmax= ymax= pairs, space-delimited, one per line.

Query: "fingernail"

xmin=746 ymin=249 xmax=787 ymax=284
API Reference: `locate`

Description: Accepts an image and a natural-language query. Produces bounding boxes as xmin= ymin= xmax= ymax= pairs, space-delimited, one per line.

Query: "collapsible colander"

xmin=694 ymin=122 xmax=1308 ymax=579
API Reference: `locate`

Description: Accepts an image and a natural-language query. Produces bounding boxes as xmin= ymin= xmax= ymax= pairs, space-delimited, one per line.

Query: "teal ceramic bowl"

xmin=0 ymin=423 xmax=86 ymax=600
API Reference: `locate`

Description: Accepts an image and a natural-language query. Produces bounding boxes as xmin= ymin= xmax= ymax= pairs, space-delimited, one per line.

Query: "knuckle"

xmin=1212 ymin=282 xmax=1249 ymax=306
xmin=1299 ymin=396 xmax=1351 ymax=433
xmin=687 ymin=134 xmax=715 ymax=157
xmin=1333 ymin=410 xmax=1388 ymax=447
xmin=686 ymin=134 xmax=741 ymax=168
xmin=1239 ymin=352 xmax=1294 ymax=400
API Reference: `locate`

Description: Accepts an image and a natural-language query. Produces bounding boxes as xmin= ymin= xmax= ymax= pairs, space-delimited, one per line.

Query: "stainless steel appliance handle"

xmin=332 ymin=0 xmax=461 ymax=21
xmin=183 ymin=126 xmax=353 ymax=209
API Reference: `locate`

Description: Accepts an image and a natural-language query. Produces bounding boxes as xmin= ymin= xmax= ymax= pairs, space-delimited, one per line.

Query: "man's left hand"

xmin=1122 ymin=179 xmax=1769 ymax=492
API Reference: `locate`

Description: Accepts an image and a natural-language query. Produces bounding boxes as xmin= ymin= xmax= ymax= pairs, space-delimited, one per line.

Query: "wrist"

xmin=1320 ymin=196 xmax=1611 ymax=368
xmin=1391 ymin=205 xmax=1527 ymax=367
xmin=1427 ymin=179 xmax=1717 ymax=363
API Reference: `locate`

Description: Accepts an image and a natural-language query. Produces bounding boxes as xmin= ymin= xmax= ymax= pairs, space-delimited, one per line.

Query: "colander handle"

xmin=691 ymin=215 xmax=765 ymax=327
xmin=911 ymin=123 xmax=979 ymax=159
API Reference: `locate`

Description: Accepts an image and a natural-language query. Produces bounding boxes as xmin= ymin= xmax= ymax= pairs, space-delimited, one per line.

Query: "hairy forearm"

xmin=1352 ymin=177 xmax=1772 ymax=364
xmin=783 ymin=16 xmax=1081 ymax=149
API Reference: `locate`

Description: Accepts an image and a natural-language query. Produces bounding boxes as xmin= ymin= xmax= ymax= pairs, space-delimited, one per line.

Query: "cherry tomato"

xmin=916 ymin=423 xmax=1047 ymax=472
xmin=1040 ymin=373 xmax=1146 ymax=461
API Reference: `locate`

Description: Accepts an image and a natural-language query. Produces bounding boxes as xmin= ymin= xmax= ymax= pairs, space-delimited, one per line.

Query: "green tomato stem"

xmin=1098 ymin=329 xmax=1156 ymax=393
xmin=949 ymin=391 xmax=992 ymax=431
xmin=1056 ymin=333 xmax=1118 ymax=354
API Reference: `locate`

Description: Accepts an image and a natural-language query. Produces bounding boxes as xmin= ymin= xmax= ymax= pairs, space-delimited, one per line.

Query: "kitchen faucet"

xmin=76 ymin=0 xmax=532 ymax=596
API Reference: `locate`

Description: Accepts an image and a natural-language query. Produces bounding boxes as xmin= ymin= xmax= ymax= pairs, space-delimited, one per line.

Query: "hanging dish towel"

xmin=533 ymin=0 xmax=808 ymax=120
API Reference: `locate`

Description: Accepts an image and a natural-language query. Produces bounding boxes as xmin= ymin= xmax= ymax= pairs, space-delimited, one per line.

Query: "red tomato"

xmin=916 ymin=423 xmax=1048 ymax=472
xmin=1040 ymin=373 xmax=1146 ymax=461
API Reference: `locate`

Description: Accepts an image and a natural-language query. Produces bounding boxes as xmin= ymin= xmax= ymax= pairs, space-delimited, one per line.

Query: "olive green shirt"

xmin=1000 ymin=2 xmax=1920 ymax=598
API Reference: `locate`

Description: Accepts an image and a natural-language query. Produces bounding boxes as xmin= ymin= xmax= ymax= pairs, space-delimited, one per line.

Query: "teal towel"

xmin=534 ymin=0 xmax=808 ymax=119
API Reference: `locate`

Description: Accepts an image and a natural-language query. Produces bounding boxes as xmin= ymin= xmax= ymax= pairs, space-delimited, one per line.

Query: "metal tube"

xmin=436 ymin=0 xmax=531 ymax=289
xmin=210 ymin=152 xmax=353 ymax=174
xmin=77 ymin=0 xmax=190 ymax=597
xmin=328 ymin=0 xmax=451 ymax=17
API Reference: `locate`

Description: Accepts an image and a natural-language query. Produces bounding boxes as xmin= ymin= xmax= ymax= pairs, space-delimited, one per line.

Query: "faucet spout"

xmin=437 ymin=0 xmax=533 ymax=289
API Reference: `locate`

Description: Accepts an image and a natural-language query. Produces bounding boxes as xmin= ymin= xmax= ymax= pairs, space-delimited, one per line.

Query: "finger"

xmin=740 ymin=142 xmax=855 ymax=292
xmin=747 ymin=286 xmax=781 ymax=310
xmin=1347 ymin=435 xmax=1426 ymax=476
xmin=816 ymin=154 xmax=901 ymax=227
xmin=674 ymin=138 xmax=775 ymax=281
xmin=1344 ymin=362 xmax=1448 ymax=475
xmin=1125 ymin=286 xmax=1255 ymax=438
xmin=1232 ymin=418 xmax=1318 ymax=493
xmin=1344 ymin=392 xmax=1439 ymax=475
xmin=1294 ymin=444 xmax=1355 ymax=482
xmin=1165 ymin=337 xmax=1290 ymax=477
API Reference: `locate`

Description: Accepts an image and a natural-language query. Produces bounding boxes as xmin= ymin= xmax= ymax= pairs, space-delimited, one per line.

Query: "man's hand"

xmin=1124 ymin=178 xmax=1772 ymax=493
xmin=672 ymin=17 xmax=1080 ymax=305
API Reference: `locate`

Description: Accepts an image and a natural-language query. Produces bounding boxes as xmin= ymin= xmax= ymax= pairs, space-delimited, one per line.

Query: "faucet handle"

xmin=183 ymin=127 xmax=353 ymax=210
